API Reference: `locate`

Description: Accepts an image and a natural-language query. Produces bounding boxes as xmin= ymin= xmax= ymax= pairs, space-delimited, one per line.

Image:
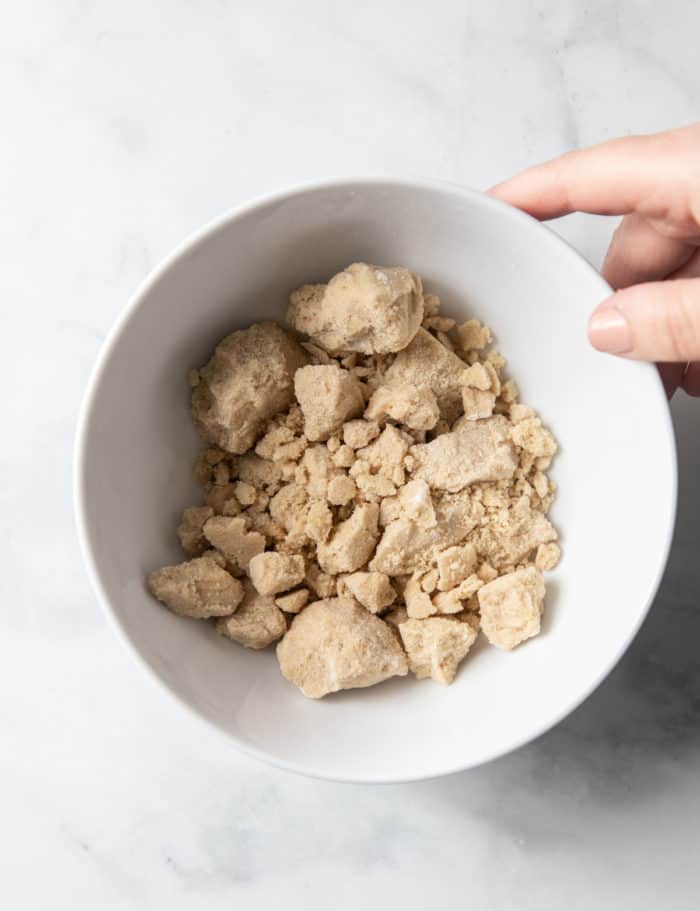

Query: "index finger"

xmin=487 ymin=129 xmax=687 ymax=221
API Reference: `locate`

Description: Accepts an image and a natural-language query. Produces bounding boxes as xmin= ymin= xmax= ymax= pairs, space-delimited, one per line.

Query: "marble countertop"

xmin=3 ymin=1 xmax=699 ymax=907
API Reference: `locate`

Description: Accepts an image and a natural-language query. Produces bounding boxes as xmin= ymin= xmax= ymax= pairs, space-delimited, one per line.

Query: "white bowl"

xmin=75 ymin=179 xmax=676 ymax=783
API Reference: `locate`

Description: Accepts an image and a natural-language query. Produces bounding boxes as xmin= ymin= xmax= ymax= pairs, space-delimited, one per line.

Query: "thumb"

xmin=588 ymin=277 xmax=700 ymax=362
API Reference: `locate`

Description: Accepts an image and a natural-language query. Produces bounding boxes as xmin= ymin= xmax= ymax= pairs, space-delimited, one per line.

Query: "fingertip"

xmin=590 ymin=277 xmax=700 ymax=363
xmin=485 ymin=160 xmax=573 ymax=220
xmin=486 ymin=181 xmax=510 ymax=199
xmin=484 ymin=181 xmax=548 ymax=219
xmin=587 ymin=300 xmax=633 ymax=354
xmin=485 ymin=180 xmax=523 ymax=209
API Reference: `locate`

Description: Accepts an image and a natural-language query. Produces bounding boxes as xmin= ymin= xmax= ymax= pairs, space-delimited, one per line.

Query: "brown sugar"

xmin=148 ymin=262 xmax=561 ymax=698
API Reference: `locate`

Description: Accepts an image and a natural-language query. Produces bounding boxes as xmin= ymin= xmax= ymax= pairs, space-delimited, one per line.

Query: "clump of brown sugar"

xmin=147 ymin=263 xmax=561 ymax=698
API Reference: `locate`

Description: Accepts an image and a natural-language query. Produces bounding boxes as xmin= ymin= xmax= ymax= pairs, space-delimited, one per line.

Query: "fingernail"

xmin=588 ymin=305 xmax=633 ymax=354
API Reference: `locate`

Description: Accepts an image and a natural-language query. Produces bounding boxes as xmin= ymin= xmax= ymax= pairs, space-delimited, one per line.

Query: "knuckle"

xmin=689 ymin=182 xmax=700 ymax=238
xmin=664 ymin=283 xmax=700 ymax=360
xmin=551 ymin=152 xmax=578 ymax=211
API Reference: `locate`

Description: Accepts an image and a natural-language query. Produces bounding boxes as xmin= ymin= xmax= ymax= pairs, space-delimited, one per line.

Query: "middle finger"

xmin=602 ymin=213 xmax=696 ymax=290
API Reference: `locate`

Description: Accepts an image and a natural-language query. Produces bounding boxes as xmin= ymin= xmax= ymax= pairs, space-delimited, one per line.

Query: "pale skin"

xmin=488 ymin=123 xmax=700 ymax=397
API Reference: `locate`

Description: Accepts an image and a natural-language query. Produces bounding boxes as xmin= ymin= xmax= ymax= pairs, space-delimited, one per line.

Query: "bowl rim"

xmin=73 ymin=176 xmax=678 ymax=784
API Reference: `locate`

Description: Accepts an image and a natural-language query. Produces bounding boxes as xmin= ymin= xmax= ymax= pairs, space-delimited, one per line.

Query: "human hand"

xmin=488 ymin=123 xmax=700 ymax=396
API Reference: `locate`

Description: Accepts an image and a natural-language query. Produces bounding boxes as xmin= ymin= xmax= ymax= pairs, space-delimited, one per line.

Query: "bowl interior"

xmin=77 ymin=180 xmax=676 ymax=782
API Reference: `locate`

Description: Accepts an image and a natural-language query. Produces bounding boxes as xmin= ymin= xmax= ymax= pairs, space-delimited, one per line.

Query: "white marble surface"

xmin=2 ymin=1 xmax=699 ymax=907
